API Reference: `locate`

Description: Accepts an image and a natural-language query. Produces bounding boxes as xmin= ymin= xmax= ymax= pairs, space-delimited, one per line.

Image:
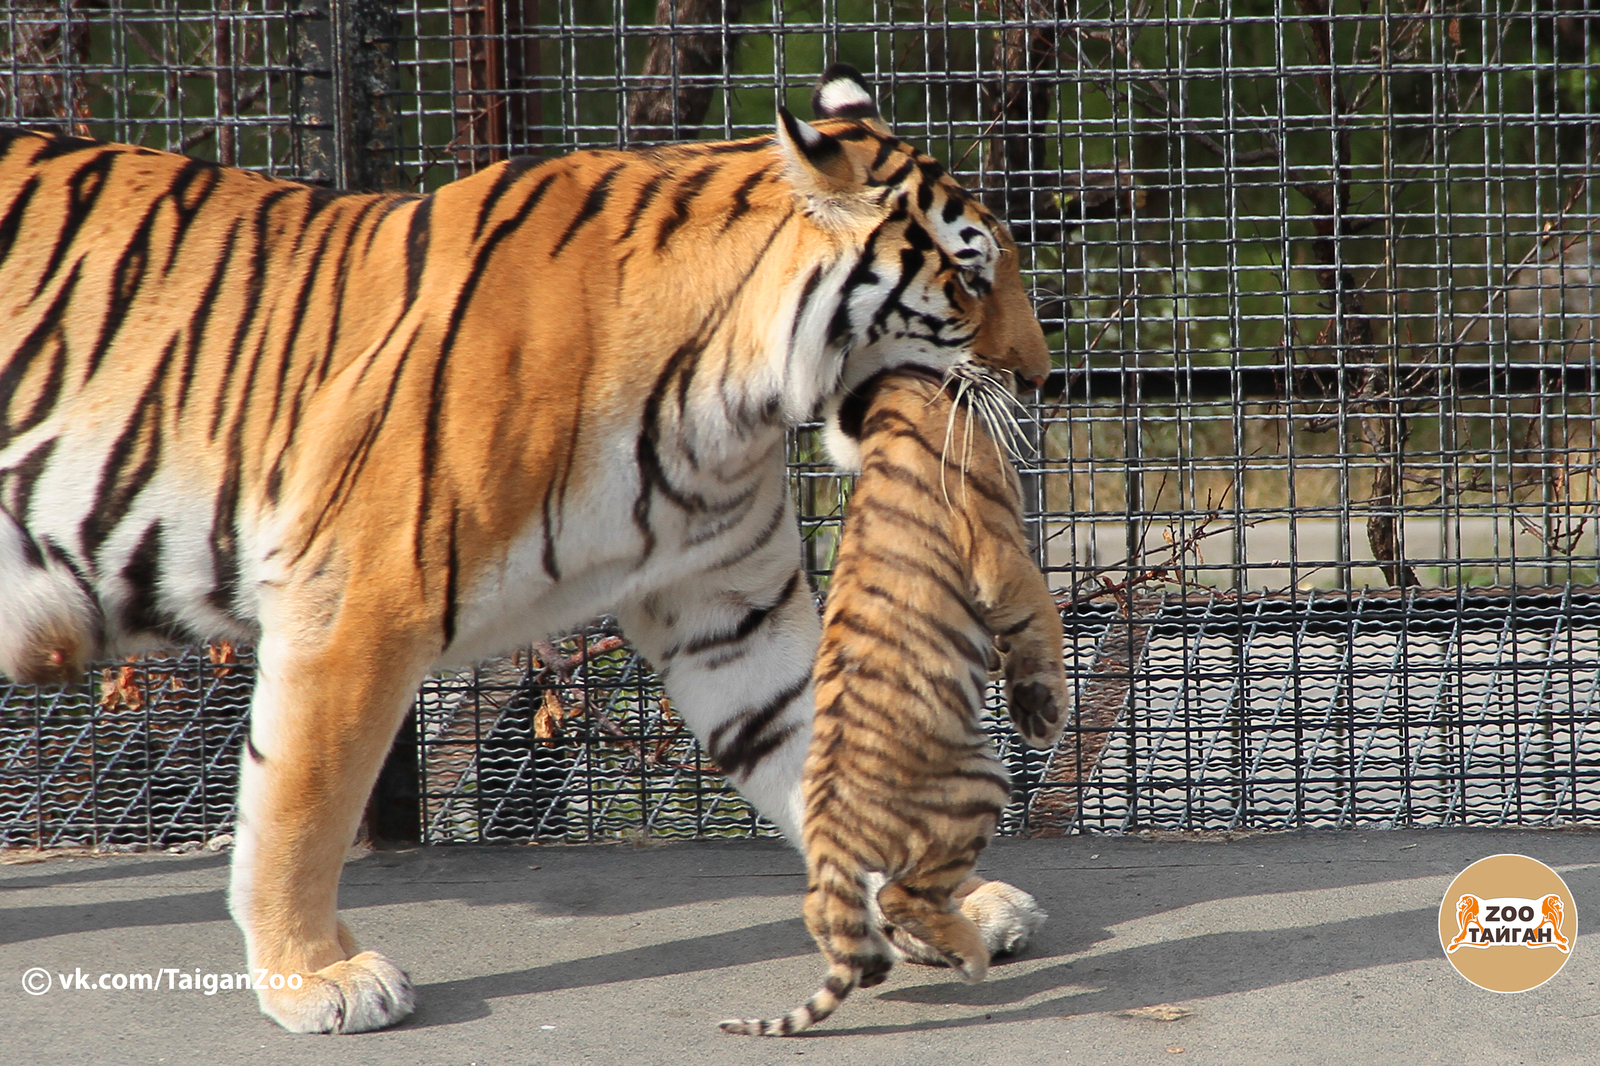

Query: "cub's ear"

xmin=811 ymin=63 xmax=889 ymax=133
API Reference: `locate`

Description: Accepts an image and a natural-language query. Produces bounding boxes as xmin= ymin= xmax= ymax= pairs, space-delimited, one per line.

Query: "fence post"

xmin=289 ymin=1 xmax=339 ymax=184
xmin=349 ymin=0 xmax=416 ymax=844
xmin=341 ymin=0 xmax=401 ymax=192
xmin=292 ymin=0 xmax=417 ymax=842
xmin=290 ymin=0 xmax=399 ymax=191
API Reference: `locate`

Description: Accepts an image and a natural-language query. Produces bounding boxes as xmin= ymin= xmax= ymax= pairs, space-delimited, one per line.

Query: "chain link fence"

xmin=3 ymin=0 xmax=1598 ymax=847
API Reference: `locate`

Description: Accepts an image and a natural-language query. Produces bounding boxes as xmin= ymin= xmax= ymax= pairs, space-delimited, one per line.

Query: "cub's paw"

xmin=258 ymin=951 xmax=415 ymax=1034
xmin=949 ymin=949 xmax=990 ymax=985
xmin=890 ymin=879 xmax=1046 ymax=966
xmin=859 ymin=951 xmax=894 ymax=989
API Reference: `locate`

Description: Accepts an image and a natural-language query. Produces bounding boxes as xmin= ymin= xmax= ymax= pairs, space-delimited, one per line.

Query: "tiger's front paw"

xmin=257 ymin=951 xmax=415 ymax=1033
xmin=890 ymin=879 xmax=1046 ymax=966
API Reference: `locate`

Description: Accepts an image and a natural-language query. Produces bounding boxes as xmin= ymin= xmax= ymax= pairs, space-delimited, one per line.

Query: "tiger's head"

xmin=773 ymin=65 xmax=1050 ymax=467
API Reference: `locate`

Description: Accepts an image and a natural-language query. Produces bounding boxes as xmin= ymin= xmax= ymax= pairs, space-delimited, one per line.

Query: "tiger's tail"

xmin=0 ymin=508 xmax=102 ymax=686
xmin=719 ymin=865 xmax=890 ymax=1036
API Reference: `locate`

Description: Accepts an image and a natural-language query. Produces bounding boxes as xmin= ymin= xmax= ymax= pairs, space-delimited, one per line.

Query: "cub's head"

xmin=775 ymin=64 xmax=1050 ymax=440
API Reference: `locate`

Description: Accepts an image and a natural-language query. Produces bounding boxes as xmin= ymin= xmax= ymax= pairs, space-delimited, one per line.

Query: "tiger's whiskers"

xmin=937 ymin=372 xmax=971 ymax=510
xmin=938 ymin=364 xmax=1035 ymax=481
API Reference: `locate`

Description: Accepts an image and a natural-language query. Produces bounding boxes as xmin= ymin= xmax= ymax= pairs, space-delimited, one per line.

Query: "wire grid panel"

xmin=0 ymin=649 xmax=251 ymax=849
xmin=1038 ymin=591 xmax=1600 ymax=833
xmin=2 ymin=2 xmax=1600 ymax=846
xmin=0 ymin=0 xmax=332 ymax=179
xmin=1035 ymin=3 xmax=1600 ymax=600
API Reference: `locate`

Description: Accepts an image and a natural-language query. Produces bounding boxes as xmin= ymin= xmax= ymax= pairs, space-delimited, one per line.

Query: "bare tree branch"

xmin=627 ymin=0 xmax=746 ymax=142
xmin=1291 ymin=0 xmax=1418 ymax=588
xmin=1026 ymin=593 xmax=1160 ymax=836
xmin=0 ymin=0 xmax=103 ymax=128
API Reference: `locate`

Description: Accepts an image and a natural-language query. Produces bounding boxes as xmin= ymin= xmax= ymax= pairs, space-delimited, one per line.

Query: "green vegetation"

xmin=4 ymin=0 xmax=1595 ymax=588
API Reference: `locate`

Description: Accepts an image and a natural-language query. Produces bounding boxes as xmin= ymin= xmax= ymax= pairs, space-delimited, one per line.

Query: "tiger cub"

xmin=722 ymin=366 xmax=1069 ymax=1036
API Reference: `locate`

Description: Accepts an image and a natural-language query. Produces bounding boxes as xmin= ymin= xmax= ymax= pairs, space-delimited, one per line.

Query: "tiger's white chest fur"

xmin=440 ymin=423 xmax=793 ymax=668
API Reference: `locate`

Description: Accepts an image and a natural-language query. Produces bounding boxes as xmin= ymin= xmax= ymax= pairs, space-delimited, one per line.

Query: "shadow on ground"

xmin=5 ymin=830 xmax=1597 ymax=1045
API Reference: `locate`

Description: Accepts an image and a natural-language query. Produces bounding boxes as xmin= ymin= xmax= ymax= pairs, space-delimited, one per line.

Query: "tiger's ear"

xmin=776 ymin=107 xmax=856 ymax=190
xmin=811 ymin=63 xmax=890 ymax=134
xmin=775 ymin=107 xmax=883 ymax=226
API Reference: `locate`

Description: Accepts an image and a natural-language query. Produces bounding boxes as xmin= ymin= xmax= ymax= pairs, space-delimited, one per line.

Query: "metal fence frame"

xmin=3 ymin=0 xmax=1598 ymax=847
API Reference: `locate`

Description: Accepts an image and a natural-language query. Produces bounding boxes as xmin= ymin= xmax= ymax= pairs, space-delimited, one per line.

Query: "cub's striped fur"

xmin=721 ymin=367 xmax=1069 ymax=1036
xmin=0 ymin=65 xmax=1050 ymax=1033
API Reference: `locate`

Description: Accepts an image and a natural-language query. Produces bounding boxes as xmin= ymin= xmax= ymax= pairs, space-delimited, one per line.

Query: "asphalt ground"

xmin=3 ymin=829 xmax=1597 ymax=1066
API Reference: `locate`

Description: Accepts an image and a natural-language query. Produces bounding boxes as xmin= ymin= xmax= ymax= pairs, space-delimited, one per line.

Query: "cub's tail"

xmin=718 ymin=962 xmax=861 ymax=1037
xmin=720 ymin=864 xmax=890 ymax=1036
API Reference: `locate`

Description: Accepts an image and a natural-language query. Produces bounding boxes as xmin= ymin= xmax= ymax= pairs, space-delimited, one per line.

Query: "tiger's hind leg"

xmin=877 ymin=877 xmax=991 ymax=984
xmin=228 ymin=621 xmax=429 ymax=1033
xmin=0 ymin=506 xmax=103 ymax=685
xmin=615 ymin=518 xmax=819 ymax=846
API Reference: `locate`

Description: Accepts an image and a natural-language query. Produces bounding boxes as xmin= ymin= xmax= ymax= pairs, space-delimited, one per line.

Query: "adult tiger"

xmin=0 ymin=66 xmax=1050 ymax=1033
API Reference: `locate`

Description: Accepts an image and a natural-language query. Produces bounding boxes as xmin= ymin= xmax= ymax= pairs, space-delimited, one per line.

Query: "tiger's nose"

xmin=1023 ymin=372 xmax=1046 ymax=391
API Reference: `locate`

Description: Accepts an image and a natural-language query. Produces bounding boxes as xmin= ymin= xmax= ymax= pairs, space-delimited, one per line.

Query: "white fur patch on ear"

xmin=816 ymin=78 xmax=871 ymax=114
xmin=811 ymin=63 xmax=880 ymax=121
xmin=787 ymin=111 xmax=829 ymax=151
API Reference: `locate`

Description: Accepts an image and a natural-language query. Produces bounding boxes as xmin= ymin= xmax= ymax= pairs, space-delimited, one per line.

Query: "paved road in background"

xmin=4 ymin=830 xmax=1597 ymax=1065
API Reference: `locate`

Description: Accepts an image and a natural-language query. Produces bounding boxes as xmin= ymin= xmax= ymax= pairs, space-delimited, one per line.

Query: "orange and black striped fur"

xmin=721 ymin=368 xmax=1068 ymax=1036
xmin=0 ymin=66 xmax=1050 ymax=1033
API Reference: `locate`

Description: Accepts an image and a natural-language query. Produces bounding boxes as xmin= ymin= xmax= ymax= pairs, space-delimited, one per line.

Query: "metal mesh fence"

xmin=2 ymin=0 xmax=1598 ymax=846
xmin=0 ymin=646 xmax=251 ymax=849
xmin=2 ymin=0 xmax=320 ymax=176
